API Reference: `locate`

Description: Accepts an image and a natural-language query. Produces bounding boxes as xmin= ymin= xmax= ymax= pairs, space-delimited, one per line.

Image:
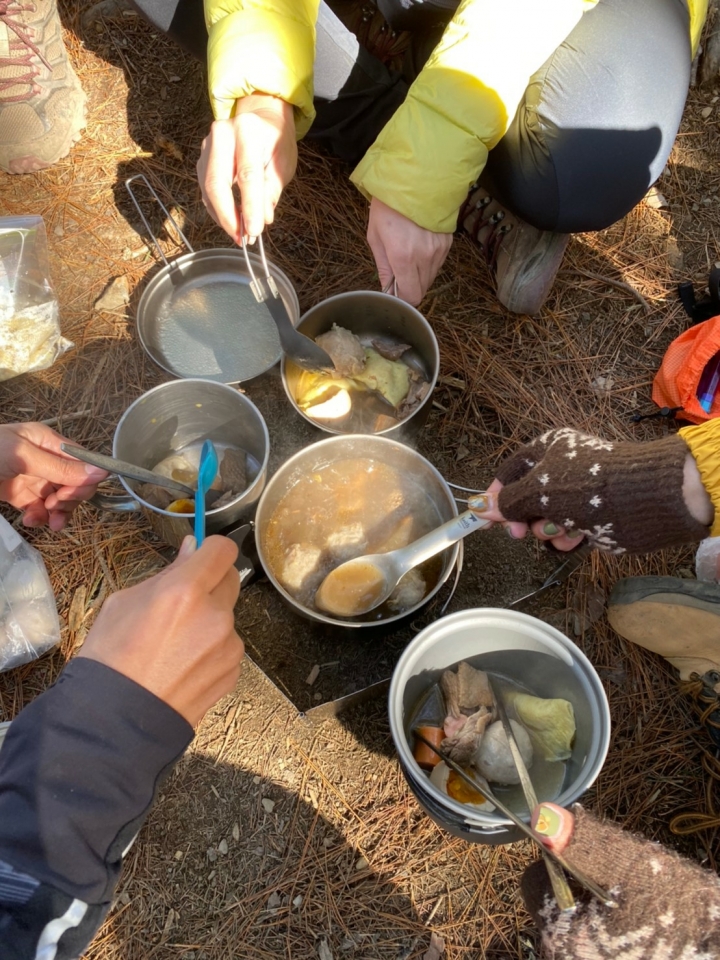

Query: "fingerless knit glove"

xmin=496 ymin=428 xmax=709 ymax=554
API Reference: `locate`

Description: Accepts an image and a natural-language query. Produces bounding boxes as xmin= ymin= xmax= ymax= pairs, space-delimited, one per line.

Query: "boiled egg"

xmin=429 ymin=761 xmax=495 ymax=811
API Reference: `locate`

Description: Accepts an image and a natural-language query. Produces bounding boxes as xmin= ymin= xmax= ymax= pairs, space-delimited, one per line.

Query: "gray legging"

xmin=131 ymin=0 xmax=691 ymax=233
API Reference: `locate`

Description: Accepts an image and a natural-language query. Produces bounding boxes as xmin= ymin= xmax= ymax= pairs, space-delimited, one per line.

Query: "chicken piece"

xmin=219 ymin=448 xmax=247 ymax=495
xmin=316 ymin=324 xmax=366 ymax=378
xmin=137 ymin=482 xmax=174 ymax=511
xmin=398 ymin=377 xmax=430 ymax=419
xmin=371 ymin=337 xmax=412 ymax=361
xmin=326 ymin=523 xmax=367 ymax=562
xmin=440 ymin=669 xmax=462 ymax=729
xmin=387 ymin=567 xmax=426 ymax=612
xmin=441 ymin=707 xmax=493 ymax=766
xmin=375 ymin=514 xmax=413 ymax=554
xmin=457 ymin=661 xmax=494 ymax=712
xmin=280 ymin=543 xmax=322 ymax=592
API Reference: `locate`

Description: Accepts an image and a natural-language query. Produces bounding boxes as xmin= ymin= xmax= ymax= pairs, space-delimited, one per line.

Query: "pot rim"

xmin=389 ymin=608 xmax=611 ymax=828
xmin=113 ymin=378 xmax=270 ymax=519
xmin=254 ymin=434 xmax=460 ymax=628
xmin=280 ymin=290 xmax=439 ymax=437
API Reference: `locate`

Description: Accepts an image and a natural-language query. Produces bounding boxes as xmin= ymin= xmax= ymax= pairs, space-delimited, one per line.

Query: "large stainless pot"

xmin=389 ymin=609 xmax=611 ymax=844
xmin=254 ymin=435 xmax=460 ymax=628
xmin=282 ymin=291 xmax=439 ymax=441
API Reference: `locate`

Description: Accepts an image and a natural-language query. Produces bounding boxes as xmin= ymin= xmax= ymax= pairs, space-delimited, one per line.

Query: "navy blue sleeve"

xmin=0 ymin=658 xmax=194 ymax=958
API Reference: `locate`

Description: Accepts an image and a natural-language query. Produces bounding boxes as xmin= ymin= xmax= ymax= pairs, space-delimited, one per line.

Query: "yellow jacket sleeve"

xmin=204 ymin=0 xmax=319 ymax=135
xmin=351 ymin=0 xmax=598 ymax=233
xmin=679 ymin=418 xmax=720 ymax=536
xmin=689 ymin=0 xmax=709 ymax=58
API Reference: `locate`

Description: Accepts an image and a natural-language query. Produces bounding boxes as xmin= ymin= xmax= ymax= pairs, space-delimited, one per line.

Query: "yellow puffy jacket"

xmin=204 ymin=0 xmax=708 ymax=234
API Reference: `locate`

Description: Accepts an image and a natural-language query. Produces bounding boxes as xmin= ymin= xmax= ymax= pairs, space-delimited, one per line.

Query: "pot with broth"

xmin=262 ymin=458 xmax=443 ymax=622
xmin=254 ymin=436 xmax=461 ymax=628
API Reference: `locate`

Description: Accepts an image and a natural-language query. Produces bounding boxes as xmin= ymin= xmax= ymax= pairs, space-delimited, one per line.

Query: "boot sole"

xmin=496 ymin=230 xmax=569 ymax=316
xmin=608 ymin=576 xmax=720 ymax=679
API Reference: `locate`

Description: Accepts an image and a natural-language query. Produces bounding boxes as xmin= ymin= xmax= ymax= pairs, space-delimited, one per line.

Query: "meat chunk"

xmin=371 ymin=337 xmax=412 ymax=361
xmin=387 ymin=568 xmax=426 ymax=612
xmin=316 ymin=324 xmax=366 ymax=378
xmin=441 ymin=707 xmax=493 ymax=766
xmin=457 ymin=661 xmax=494 ymax=711
xmin=219 ymin=447 xmax=247 ymax=495
xmin=280 ymin=543 xmax=322 ymax=592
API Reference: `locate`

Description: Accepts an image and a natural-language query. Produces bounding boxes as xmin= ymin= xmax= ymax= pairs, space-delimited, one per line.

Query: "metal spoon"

xmin=60 ymin=443 xmax=195 ymax=499
xmin=315 ymin=510 xmax=491 ymax=617
xmin=240 ymin=233 xmax=335 ymax=374
xmin=194 ymin=440 xmax=218 ymax=547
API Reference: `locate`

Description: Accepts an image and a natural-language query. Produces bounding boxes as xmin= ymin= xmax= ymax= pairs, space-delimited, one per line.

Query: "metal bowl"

xmin=254 ymin=435 xmax=459 ymax=628
xmin=136 ymin=248 xmax=300 ymax=385
xmin=282 ymin=291 xmax=439 ymax=440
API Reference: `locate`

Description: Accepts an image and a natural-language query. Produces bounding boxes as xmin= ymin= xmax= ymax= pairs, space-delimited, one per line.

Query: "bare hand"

xmin=367 ymin=198 xmax=453 ymax=305
xmin=0 ymin=423 xmax=108 ymax=531
xmin=469 ymin=481 xmax=584 ymax=551
xmin=79 ymin=535 xmax=243 ymax=727
xmin=198 ymin=94 xmax=297 ymax=243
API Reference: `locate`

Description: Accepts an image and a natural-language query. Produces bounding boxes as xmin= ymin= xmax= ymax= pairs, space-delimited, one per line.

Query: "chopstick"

xmin=412 ymin=731 xmax=618 ymax=909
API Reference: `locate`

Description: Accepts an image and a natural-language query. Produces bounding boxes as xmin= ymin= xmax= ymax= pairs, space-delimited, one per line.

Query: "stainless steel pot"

xmin=389 ymin=609 xmax=611 ymax=844
xmin=254 ymin=435 xmax=460 ymax=628
xmin=282 ymin=291 xmax=439 ymax=441
xmin=127 ymin=175 xmax=300 ymax=385
xmin=92 ymin=379 xmax=270 ymax=548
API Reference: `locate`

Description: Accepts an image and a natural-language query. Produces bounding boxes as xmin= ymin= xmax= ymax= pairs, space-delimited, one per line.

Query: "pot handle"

xmin=125 ymin=174 xmax=194 ymax=265
xmin=90 ymin=490 xmax=141 ymax=513
xmin=382 ymin=276 xmax=399 ymax=297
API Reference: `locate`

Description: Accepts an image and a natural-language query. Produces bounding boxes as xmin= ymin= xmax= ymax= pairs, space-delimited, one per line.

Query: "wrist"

xmin=234 ymin=94 xmax=293 ymax=122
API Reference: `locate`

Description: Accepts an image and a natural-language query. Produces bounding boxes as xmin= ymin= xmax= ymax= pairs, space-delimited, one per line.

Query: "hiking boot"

xmin=459 ymin=186 xmax=569 ymax=316
xmin=0 ymin=0 xmax=87 ymax=173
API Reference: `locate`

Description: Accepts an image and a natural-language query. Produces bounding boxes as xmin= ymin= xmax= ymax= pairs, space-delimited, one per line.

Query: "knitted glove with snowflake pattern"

xmin=495 ymin=428 xmax=709 ymax=554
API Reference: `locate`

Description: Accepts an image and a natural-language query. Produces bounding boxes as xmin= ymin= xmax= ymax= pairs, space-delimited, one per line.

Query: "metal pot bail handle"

xmin=382 ymin=276 xmax=398 ymax=297
xmin=239 ymin=217 xmax=278 ymax=303
xmin=90 ymin=489 xmax=142 ymax=513
xmin=125 ymin=173 xmax=195 ymax=265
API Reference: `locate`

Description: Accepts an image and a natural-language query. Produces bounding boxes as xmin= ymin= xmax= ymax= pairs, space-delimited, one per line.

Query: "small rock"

xmin=218 ymin=839 xmax=228 ymax=855
xmin=692 ymin=202 xmax=700 ymax=212
xmin=318 ymin=940 xmax=334 ymax=960
xmin=306 ymin=663 xmax=320 ymax=686
xmin=423 ymin=933 xmax=445 ymax=960
xmin=261 ymin=797 xmax=275 ymax=813
xmin=292 ymin=895 xmax=303 ymax=908
xmin=313 ymin=692 xmax=323 ymax=701
xmin=174 ymin=850 xmax=183 ymax=860
xmin=644 ymin=186 xmax=669 ymax=210
xmin=702 ymin=106 xmax=713 ymax=118
xmin=666 ymin=236 xmax=684 ymax=271
xmin=456 ymin=444 xmax=470 ymax=462
xmin=252 ymin=775 xmax=261 ymax=784
xmin=591 ymin=375 xmax=614 ymax=395
xmin=53 ymin=224 xmax=65 ymax=237
xmin=355 ymin=856 xmax=369 ymax=871
xmin=323 ymin=837 xmax=333 ymax=848
xmin=232 ymin=822 xmax=240 ymax=842
xmin=169 ymin=75 xmax=181 ymax=82
xmin=267 ymin=891 xmax=282 ymax=909
xmin=678 ymin=567 xmax=695 ymax=579
xmin=94 ymin=275 xmax=130 ymax=312
xmin=207 ymin=847 xmax=217 ymax=862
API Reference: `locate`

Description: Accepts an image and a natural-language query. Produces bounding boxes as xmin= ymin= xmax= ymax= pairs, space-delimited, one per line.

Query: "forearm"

xmin=522 ymin=807 xmax=720 ymax=959
xmin=0 ymin=659 xmax=193 ymax=959
xmin=204 ymin=0 xmax=319 ymax=133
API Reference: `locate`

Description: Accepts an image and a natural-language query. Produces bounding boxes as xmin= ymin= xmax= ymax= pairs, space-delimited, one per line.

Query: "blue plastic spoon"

xmin=194 ymin=440 xmax=219 ymax=547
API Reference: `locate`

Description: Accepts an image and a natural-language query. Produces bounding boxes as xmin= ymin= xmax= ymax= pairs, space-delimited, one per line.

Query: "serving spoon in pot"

xmin=315 ymin=510 xmax=492 ymax=617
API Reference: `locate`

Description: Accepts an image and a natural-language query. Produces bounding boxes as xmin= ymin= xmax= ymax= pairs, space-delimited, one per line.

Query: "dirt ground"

xmin=1 ymin=2 xmax=720 ymax=958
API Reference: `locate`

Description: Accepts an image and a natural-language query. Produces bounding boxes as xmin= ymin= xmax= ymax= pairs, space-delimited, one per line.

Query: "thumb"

xmin=17 ymin=440 xmax=107 ymax=487
xmin=236 ymin=122 xmax=267 ymax=238
xmin=173 ymin=535 xmax=197 ymax=566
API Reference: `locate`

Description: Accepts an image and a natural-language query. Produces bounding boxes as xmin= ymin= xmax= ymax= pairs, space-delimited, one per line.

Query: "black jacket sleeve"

xmin=0 ymin=658 xmax=194 ymax=959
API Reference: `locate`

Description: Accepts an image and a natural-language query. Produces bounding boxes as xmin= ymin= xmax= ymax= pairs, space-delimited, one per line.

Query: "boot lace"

xmin=458 ymin=189 xmax=513 ymax=270
xmin=0 ymin=0 xmax=50 ymax=103
xmin=670 ymin=671 xmax=720 ymax=837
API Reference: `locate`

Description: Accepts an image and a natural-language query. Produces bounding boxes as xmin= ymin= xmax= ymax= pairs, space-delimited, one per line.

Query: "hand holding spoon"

xmin=315 ymin=510 xmax=491 ymax=617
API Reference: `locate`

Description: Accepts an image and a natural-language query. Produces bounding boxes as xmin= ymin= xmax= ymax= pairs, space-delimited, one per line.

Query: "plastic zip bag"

xmin=0 ymin=516 xmax=60 ymax=672
xmin=696 ymin=536 xmax=720 ymax=583
xmin=0 ymin=215 xmax=73 ymax=381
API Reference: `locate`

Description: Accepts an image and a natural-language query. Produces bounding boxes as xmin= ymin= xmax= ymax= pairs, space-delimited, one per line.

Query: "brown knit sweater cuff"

xmin=496 ymin=430 xmax=709 ymax=554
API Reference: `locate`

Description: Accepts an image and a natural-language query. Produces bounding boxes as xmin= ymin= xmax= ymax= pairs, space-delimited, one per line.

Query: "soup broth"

xmin=263 ymin=457 xmax=445 ymax=621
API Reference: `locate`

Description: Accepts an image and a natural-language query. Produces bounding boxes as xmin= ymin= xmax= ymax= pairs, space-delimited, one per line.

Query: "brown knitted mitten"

xmin=496 ymin=428 xmax=709 ymax=554
xmin=521 ymin=806 xmax=720 ymax=960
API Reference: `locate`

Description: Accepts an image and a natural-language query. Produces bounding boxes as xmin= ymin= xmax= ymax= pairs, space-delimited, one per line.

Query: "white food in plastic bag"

xmin=0 ymin=516 xmax=60 ymax=672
